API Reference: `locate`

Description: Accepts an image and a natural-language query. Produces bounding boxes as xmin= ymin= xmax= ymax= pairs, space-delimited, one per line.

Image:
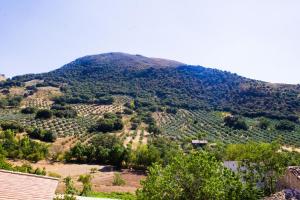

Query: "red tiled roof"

xmin=0 ymin=169 xmax=59 ymax=200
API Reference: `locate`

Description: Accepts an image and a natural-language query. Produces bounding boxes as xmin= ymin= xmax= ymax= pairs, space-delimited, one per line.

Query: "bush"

xmin=48 ymin=171 xmax=62 ymax=178
xmin=66 ymin=135 xmax=127 ymax=167
xmin=28 ymin=128 xmax=57 ymax=142
xmin=112 ymin=172 xmax=126 ymax=186
xmin=90 ymin=113 xmax=123 ymax=133
xmin=7 ymin=96 xmax=23 ymax=107
xmin=21 ymin=107 xmax=36 ymax=114
xmin=224 ymin=115 xmax=248 ymax=130
xmin=78 ymin=174 xmax=93 ymax=196
xmin=0 ymin=121 xmax=24 ymax=132
xmin=275 ymin=120 xmax=295 ymax=131
xmin=51 ymin=105 xmax=77 ymax=118
xmin=36 ymin=109 xmax=53 ymax=119
xmin=148 ymin=124 xmax=161 ymax=135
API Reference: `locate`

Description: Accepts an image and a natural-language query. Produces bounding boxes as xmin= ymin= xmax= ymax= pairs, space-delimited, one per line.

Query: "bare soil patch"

xmin=9 ymin=160 xmax=145 ymax=194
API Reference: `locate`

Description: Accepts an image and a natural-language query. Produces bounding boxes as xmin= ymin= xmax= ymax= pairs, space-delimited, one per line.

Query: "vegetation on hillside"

xmin=12 ymin=53 xmax=300 ymax=122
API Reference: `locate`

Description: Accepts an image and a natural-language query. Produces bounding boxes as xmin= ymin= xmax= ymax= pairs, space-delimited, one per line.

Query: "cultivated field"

xmin=154 ymin=109 xmax=300 ymax=146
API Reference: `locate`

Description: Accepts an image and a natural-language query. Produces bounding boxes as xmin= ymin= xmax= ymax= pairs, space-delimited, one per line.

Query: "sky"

xmin=0 ymin=0 xmax=300 ymax=84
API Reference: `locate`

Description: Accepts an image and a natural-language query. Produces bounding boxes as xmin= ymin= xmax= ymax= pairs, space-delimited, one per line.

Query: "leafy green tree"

xmin=225 ymin=141 xmax=292 ymax=196
xmin=21 ymin=107 xmax=36 ymax=114
xmin=90 ymin=113 xmax=123 ymax=133
xmin=224 ymin=116 xmax=248 ymax=130
xmin=137 ymin=151 xmax=245 ymax=200
xmin=35 ymin=109 xmax=53 ymax=119
xmin=78 ymin=174 xmax=92 ymax=196
xmin=130 ymin=145 xmax=160 ymax=169
xmin=64 ymin=176 xmax=77 ymax=195
xmin=28 ymin=128 xmax=57 ymax=142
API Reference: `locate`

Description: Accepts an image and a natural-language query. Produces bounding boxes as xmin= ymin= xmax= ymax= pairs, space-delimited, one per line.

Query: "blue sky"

xmin=0 ymin=0 xmax=299 ymax=84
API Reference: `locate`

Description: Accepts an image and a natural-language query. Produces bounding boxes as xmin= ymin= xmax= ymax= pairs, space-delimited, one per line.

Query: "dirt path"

xmin=123 ymin=131 xmax=133 ymax=147
xmin=282 ymin=146 xmax=300 ymax=153
xmin=142 ymin=130 xmax=149 ymax=146
xmin=131 ymin=130 xmax=141 ymax=150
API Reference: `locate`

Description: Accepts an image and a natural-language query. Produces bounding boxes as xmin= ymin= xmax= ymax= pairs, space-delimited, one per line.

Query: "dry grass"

xmin=9 ymin=87 xmax=26 ymax=96
xmin=24 ymin=79 xmax=44 ymax=87
xmin=9 ymin=160 xmax=145 ymax=194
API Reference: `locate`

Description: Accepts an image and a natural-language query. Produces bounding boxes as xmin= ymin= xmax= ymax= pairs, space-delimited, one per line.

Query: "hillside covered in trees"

xmin=12 ymin=52 xmax=300 ymax=121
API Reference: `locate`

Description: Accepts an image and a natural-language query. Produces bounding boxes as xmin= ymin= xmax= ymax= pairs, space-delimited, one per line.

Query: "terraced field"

xmin=72 ymin=104 xmax=123 ymax=120
xmin=154 ymin=109 xmax=300 ymax=146
xmin=120 ymin=129 xmax=149 ymax=149
xmin=20 ymin=117 xmax=89 ymax=137
xmin=22 ymin=98 xmax=54 ymax=109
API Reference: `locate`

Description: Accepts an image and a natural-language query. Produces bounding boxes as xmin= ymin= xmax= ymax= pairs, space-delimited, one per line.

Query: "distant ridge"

xmin=67 ymin=52 xmax=185 ymax=70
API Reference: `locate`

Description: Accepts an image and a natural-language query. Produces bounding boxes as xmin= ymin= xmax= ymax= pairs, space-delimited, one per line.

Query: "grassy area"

xmin=88 ymin=192 xmax=136 ymax=200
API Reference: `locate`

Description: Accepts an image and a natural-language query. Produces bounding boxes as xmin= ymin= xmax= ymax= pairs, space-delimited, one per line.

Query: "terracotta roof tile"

xmin=0 ymin=169 xmax=58 ymax=200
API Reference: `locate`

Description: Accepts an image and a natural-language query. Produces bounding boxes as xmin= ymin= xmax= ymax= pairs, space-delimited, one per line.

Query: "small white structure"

xmin=191 ymin=140 xmax=208 ymax=148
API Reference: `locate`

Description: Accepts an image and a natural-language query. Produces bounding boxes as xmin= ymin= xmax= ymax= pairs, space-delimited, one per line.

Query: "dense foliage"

xmin=137 ymin=151 xmax=245 ymax=200
xmin=275 ymin=120 xmax=296 ymax=131
xmin=224 ymin=141 xmax=300 ymax=197
xmin=0 ymin=96 xmax=23 ymax=108
xmin=65 ymin=135 xmax=180 ymax=169
xmin=137 ymin=141 xmax=300 ymax=199
xmin=35 ymin=109 xmax=53 ymax=119
xmin=65 ymin=134 xmax=128 ymax=167
xmin=0 ymin=129 xmax=48 ymax=162
xmin=89 ymin=113 xmax=123 ymax=133
xmin=224 ymin=115 xmax=248 ymax=130
xmin=51 ymin=104 xmax=77 ymax=118
xmin=27 ymin=128 xmax=57 ymax=142
xmin=21 ymin=107 xmax=36 ymax=114
xmin=0 ymin=121 xmax=25 ymax=132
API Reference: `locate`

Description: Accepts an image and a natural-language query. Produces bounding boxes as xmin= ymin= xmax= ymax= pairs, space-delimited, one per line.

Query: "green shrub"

xmin=89 ymin=113 xmax=123 ymax=133
xmin=21 ymin=107 xmax=36 ymax=114
xmin=0 ymin=121 xmax=24 ymax=132
xmin=48 ymin=171 xmax=62 ymax=178
xmin=275 ymin=120 xmax=295 ymax=131
xmin=224 ymin=115 xmax=248 ymax=130
xmin=36 ymin=109 xmax=53 ymax=119
xmin=28 ymin=128 xmax=57 ymax=142
xmin=112 ymin=172 xmax=126 ymax=186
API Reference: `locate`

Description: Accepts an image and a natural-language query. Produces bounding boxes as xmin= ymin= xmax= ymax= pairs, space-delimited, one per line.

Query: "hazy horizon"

xmin=1 ymin=0 xmax=300 ymax=84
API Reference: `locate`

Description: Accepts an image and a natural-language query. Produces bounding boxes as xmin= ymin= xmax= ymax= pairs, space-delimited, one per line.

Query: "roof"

xmin=191 ymin=140 xmax=208 ymax=144
xmin=0 ymin=169 xmax=59 ymax=200
xmin=288 ymin=166 xmax=300 ymax=179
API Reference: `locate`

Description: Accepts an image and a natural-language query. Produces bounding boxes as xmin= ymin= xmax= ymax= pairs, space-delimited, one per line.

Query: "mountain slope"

xmin=13 ymin=52 xmax=300 ymax=121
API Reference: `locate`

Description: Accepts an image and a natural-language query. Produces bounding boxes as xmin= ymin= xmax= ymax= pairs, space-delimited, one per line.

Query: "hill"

xmin=12 ymin=52 xmax=300 ymax=121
